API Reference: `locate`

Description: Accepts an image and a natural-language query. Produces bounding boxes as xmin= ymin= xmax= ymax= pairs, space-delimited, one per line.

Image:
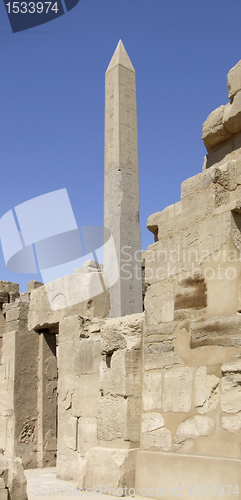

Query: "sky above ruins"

xmin=0 ymin=0 xmax=241 ymax=291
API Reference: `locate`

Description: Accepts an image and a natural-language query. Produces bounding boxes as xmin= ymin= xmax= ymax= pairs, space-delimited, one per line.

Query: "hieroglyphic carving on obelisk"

xmin=104 ymin=40 xmax=142 ymax=317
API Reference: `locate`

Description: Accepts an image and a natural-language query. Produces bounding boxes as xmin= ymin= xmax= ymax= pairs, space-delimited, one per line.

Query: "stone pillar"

xmin=2 ymin=300 xmax=39 ymax=469
xmin=0 ymin=282 xmax=19 ymax=362
xmin=104 ymin=40 xmax=142 ymax=317
xmin=37 ymin=330 xmax=57 ymax=467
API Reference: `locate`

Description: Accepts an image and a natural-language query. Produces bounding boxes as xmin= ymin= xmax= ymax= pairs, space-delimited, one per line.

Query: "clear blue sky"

xmin=0 ymin=0 xmax=241 ymax=291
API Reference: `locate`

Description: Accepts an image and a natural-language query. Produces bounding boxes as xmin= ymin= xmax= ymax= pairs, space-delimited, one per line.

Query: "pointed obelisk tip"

xmin=106 ymin=40 xmax=135 ymax=73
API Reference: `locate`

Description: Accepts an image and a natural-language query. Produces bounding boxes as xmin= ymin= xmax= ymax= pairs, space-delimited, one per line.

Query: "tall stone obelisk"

xmin=104 ymin=40 xmax=142 ymax=317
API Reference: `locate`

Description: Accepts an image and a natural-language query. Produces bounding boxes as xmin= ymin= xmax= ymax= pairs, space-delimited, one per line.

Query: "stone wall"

xmin=135 ymin=59 xmax=241 ymax=498
xmin=57 ymin=312 xmax=143 ymax=490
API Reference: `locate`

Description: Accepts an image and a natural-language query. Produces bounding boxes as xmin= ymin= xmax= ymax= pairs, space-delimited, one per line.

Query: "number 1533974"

xmin=5 ymin=2 xmax=59 ymax=13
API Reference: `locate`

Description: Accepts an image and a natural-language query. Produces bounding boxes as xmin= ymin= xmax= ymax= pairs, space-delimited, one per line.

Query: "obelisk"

xmin=104 ymin=40 xmax=142 ymax=317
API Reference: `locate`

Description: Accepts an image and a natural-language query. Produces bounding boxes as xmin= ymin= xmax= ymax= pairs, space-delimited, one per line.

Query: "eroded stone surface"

xmin=191 ymin=314 xmax=241 ymax=348
xmin=174 ymin=415 xmax=215 ymax=444
xmin=195 ymin=367 xmax=220 ymax=413
xmin=141 ymin=412 xmax=164 ymax=433
xmin=142 ymin=427 xmax=172 ymax=452
xmin=84 ymin=447 xmax=137 ymax=490
xmin=142 ymin=372 xmax=162 ymax=411
xmin=227 ymin=60 xmax=241 ymax=100
xmin=162 ymin=367 xmax=194 ymax=413
xmin=221 ymin=413 xmax=241 ymax=433
xmin=220 ymin=387 xmax=241 ymax=413
xmin=202 ymin=105 xmax=231 ymax=151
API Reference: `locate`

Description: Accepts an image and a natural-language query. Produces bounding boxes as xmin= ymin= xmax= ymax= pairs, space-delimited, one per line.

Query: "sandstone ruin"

xmin=1 ymin=42 xmax=241 ymax=500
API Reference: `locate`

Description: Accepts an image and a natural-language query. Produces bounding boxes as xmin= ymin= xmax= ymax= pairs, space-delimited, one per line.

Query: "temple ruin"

xmin=1 ymin=42 xmax=241 ymax=499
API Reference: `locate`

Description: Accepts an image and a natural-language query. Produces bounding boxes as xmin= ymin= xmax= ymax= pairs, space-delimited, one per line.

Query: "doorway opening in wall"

xmin=38 ymin=325 xmax=58 ymax=468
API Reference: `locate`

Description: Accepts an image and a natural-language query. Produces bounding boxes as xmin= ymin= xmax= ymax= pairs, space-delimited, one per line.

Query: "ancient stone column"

xmin=104 ymin=40 xmax=142 ymax=317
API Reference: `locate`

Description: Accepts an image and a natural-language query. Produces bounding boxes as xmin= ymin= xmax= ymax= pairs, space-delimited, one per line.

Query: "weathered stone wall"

xmin=57 ymin=312 xmax=143 ymax=490
xmin=135 ymin=59 xmax=241 ymax=498
xmin=202 ymin=60 xmax=241 ymax=170
xmin=143 ymin=161 xmax=241 ymax=460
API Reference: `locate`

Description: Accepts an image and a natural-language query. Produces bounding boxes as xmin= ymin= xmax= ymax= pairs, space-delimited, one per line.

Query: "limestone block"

xmin=142 ymin=371 xmax=162 ymax=411
xmin=200 ymin=167 xmax=216 ymax=189
xmin=146 ymin=203 xmax=181 ymax=240
xmin=141 ymin=413 xmax=164 ymax=433
xmin=57 ymin=451 xmax=86 ymax=483
xmin=97 ymin=397 xmax=125 ymax=440
xmin=214 ymin=161 xmax=237 ymax=191
xmin=5 ymin=302 xmax=28 ymax=333
xmin=231 ymin=210 xmax=241 ymax=253
xmin=199 ymin=211 xmax=232 ymax=258
xmin=206 ymin=134 xmax=236 ymax=170
xmin=222 ymin=359 xmax=241 ymax=375
xmin=227 ymin=60 xmax=241 ymax=100
xmin=0 ymin=418 xmax=6 ymax=451
xmin=145 ymin=282 xmax=174 ymax=325
xmin=181 ymin=226 xmax=200 ymax=270
xmin=97 ymin=396 xmax=140 ymax=442
xmin=123 ymin=396 xmax=141 ymax=442
xmin=64 ymin=416 xmax=77 ymax=451
xmin=145 ymin=321 xmax=178 ymax=337
xmin=191 ymin=314 xmax=241 ymax=348
xmin=78 ymin=418 xmax=97 ymax=456
xmin=59 ymin=315 xmax=85 ymax=343
xmin=101 ymin=313 xmax=143 ymax=353
xmin=0 ymin=293 xmax=9 ymax=305
xmin=221 ymin=413 xmax=241 ymax=433
xmin=0 ymin=469 xmax=8 ymax=490
xmin=2 ymin=454 xmax=28 ymax=500
xmin=0 ymin=282 xmax=19 ymax=295
xmin=202 ymin=105 xmax=231 ymax=151
xmin=162 ymin=367 xmax=194 ymax=413
xmin=236 ymin=158 xmax=241 ymax=184
xmin=194 ymin=367 xmax=219 ymax=414
xmin=0 ymin=490 xmax=7 ymax=500
xmin=145 ymin=230 xmax=192 ymax=284
xmin=84 ymin=447 xmax=137 ymax=490
xmin=72 ymin=374 xmax=99 ymax=418
xmin=214 ymin=184 xmax=230 ymax=207
xmin=223 ymin=93 xmax=241 ymax=135
xmin=179 ymin=190 xmax=208 ymax=230
xmin=74 ymin=339 xmax=101 ymax=376
xmin=44 ymin=429 xmax=57 ymax=452
xmin=144 ymin=340 xmax=181 ymax=371
xmin=220 ymin=387 xmax=241 ymax=413
xmin=27 ymin=280 xmax=43 ymax=292
xmin=222 ymin=373 xmax=241 ymax=393
xmin=174 ymin=274 xmax=206 ymax=310
xmin=174 ymin=415 xmax=215 ymax=444
xmin=101 ymin=349 xmax=141 ymax=397
xmin=136 ymin=451 xmax=241 ymax=500
xmin=28 ymin=279 xmax=109 ymax=331
xmin=142 ymin=427 xmax=172 ymax=452
xmin=181 ymin=174 xmax=201 ymax=199
xmin=0 ymin=478 xmax=5 ymax=488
